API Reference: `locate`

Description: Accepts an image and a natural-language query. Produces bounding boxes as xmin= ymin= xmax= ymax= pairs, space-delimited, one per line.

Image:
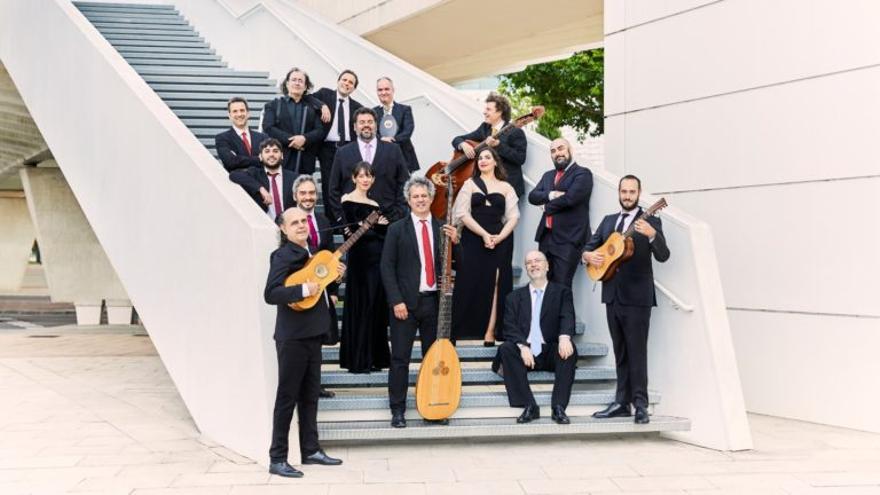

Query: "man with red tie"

xmin=215 ymin=97 xmax=269 ymax=172
xmin=380 ymin=176 xmax=457 ymax=428
xmin=228 ymin=138 xmax=295 ymax=220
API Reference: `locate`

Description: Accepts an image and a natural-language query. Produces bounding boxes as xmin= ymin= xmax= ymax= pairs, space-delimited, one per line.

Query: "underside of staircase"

xmin=73 ymin=1 xmax=690 ymax=442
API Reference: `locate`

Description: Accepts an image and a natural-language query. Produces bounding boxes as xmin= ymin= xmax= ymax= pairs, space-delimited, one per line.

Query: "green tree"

xmin=499 ymin=48 xmax=603 ymax=141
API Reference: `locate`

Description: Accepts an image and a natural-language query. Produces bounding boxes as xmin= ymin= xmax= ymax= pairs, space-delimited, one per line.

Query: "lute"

xmin=586 ymin=198 xmax=668 ymax=282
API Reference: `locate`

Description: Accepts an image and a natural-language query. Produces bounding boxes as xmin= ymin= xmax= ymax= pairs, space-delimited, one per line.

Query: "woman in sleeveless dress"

xmin=339 ymin=162 xmax=391 ymax=372
xmin=451 ymin=148 xmax=519 ymax=345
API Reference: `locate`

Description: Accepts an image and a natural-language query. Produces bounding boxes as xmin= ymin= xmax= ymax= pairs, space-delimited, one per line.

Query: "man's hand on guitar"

xmin=633 ymin=219 xmax=657 ymax=241
xmin=519 ymin=345 xmax=535 ymax=369
xmin=335 ymin=262 xmax=346 ymax=283
xmin=485 ymin=136 xmax=500 ymax=148
xmin=459 ymin=142 xmax=476 ymax=159
xmin=582 ymin=250 xmax=604 ymax=267
xmin=393 ymin=303 xmax=408 ymax=321
xmin=304 ymin=282 xmax=319 ymax=296
xmin=442 ymin=224 xmax=459 ymax=244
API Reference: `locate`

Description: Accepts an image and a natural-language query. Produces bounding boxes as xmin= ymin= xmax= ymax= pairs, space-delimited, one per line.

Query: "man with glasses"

xmin=261 ymin=67 xmax=327 ymax=174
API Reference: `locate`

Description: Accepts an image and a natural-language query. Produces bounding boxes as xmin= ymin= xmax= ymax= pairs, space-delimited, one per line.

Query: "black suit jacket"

xmin=314 ymin=87 xmax=363 ymax=143
xmin=327 ymin=140 xmax=410 ymax=224
xmin=215 ymin=128 xmax=268 ymax=172
xmin=261 ymin=95 xmax=327 ymax=173
xmin=452 ymin=122 xmax=527 ymax=196
xmin=381 ymin=216 xmax=443 ymax=311
xmin=310 ymin=210 xmax=339 ymax=297
xmin=228 ymin=166 xmax=295 ymax=214
xmin=528 ymin=162 xmax=593 ymax=255
xmin=373 ymin=102 xmax=419 ymax=171
xmin=503 ymin=282 xmax=575 ymax=347
xmin=264 ymin=242 xmax=331 ymax=341
xmin=583 ymin=210 xmax=671 ymax=306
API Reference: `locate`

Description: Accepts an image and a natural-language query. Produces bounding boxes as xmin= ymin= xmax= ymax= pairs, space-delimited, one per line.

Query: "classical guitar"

xmin=425 ymin=106 xmax=545 ymax=219
xmin=415 ymin=174 xmax=462 ymax=421
xmin=284 ymin=210 xmax=380 ymax=311
xmin=586 ymin=198 xmax=668 ymax=282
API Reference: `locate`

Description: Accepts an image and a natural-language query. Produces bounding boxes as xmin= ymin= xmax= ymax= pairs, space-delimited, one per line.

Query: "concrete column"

xmin=20 ymin=162 xmax=130 ymax=325
xmin=0 ymin=192 xmax=35 ymax=292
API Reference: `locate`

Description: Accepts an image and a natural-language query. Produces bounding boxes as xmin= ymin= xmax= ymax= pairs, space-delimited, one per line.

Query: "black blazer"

xmin=327 ymin=140 xmax=410 ymax=224
xmin=373 ymin=102 xmax=419 ymax=172
xmin=313 ymin=87 xmax=363 ymax=143
xmin=215 ymin=128 xmax=268 ymax=172
xmin=452 ymin=122 xmax=527 ymax=196
xmin=261 ymin=95 xmax=327 ymax=173
xmin=228 ymin=166 xmax=295 ymax=214
xmin=311 ymin=210 xmax=339 ymax=297
xmin=381 ymin=216 xmax=443 ymax=311
xmin=583 ymin=210 xmax=671 ymax=307
xmin=264 ymin=242 xmax=331 ymax=341
xmin=528 ymin=163 xmax=593 ymax=254
xmin=502 ymin=282 xmax=575 ymax=347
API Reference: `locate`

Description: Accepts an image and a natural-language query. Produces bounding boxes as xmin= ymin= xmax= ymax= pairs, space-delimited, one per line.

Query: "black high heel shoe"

xmin=483 ymin=341 xmax=496 ymax=347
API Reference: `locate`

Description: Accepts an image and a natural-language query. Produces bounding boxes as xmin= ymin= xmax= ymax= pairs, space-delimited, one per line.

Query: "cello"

xmin=425 ymin=106 xmax=545 ymax=219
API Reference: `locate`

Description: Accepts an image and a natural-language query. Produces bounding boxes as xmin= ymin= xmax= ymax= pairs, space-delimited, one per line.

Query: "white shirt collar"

xmin=232 ymin=126 xmax=249 ymax=136
xmin=336 ymin=91 xmax=349 ymax=102
xmin=529 ymin=281 xmax=548 ymax=293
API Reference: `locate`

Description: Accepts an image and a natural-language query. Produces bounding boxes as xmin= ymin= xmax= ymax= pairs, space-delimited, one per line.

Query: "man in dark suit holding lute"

xmin=581 ymin=174 xmax=670 ymax=424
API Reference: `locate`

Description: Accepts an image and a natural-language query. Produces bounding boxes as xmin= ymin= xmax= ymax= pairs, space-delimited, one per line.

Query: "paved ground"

xmin=1 ymin=326 xmax=879 ymax=495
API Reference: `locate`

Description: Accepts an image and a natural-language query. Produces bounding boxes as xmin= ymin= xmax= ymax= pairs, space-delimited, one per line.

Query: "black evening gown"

xmin=339 ymin=200 xmax=391 ymax=372
xmin=451 ymin=183 xmax=513 ymax=342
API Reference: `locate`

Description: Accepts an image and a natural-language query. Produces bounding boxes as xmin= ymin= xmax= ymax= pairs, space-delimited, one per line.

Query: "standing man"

xmin=373 ymin=76 xmax=419 ymax=172
xmin=215 ymin=97 xmax=269 ymax=172
xmin=262 ymin=67 xmax=327 ymax=174
xmin=380 ymin=176 xmax=457 ymax=428
xmin=582 ymin=175 xmax=670 ymax=424
xmin=314 ymin=70 xmax=364 ymax=205
xmin=494 ymin=250 xmax=577 ymax=425
xmin=228 ymin=138 xmax=295 ymax=220
xmin=452 ymin=93 xmax=527 ymax=196
xmin=293 ymin=175 xmax=339 ymax=399
xmin=264 ymin=208 xmax=345 ymax=478
xmin=327 ymin=108 xmax=410 ymax=225
xmin=528 ymin=138 xmax=593 ymax=288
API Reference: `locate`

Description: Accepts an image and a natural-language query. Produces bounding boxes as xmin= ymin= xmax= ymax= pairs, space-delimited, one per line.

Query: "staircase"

xmin=73 ymin=1 xmax=689 ymax=443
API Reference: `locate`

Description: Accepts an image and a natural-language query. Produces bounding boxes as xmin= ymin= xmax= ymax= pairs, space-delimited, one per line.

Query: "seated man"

xmin=215 ymin=97 xmax=268 ymax=172
xmin=228 ymin=138 xmax=295 ymax=220
xmin=493 ymin=250 xmax=578 ymax=424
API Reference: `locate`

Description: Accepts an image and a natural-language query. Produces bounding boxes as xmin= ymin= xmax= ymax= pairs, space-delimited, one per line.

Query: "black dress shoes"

xmin=517 ymin=404 xmax=540 ymax=423
xmin=319 ymin=387 xmax=336 ymax=398
xmin=269 ymin=461 xmax=304 ymax=478
xmin=634 ymin=406 xmax=650 ymax=424
xmin=391 ymin=411 xmax=407 ymax=428
xmin=551 ymin=405 xmax=570 ymax=425
xmin=302 ymin=449 xmax=343 ymax=466
xmin=592 ymin=402 xmax=631 ymax=419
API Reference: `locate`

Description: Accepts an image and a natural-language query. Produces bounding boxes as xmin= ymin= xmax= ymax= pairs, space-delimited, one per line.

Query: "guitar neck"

xmin=336 ymin=213 xmax=378 ymax=256
xmin=622 ymin=198 xmax=668 ymax=238
xmin=436 ymin=174 xmax=456 ymax=340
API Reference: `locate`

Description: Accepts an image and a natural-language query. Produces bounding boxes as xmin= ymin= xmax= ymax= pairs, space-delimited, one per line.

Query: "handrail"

xmin=654 ymin=280 xmax=694 ymax=312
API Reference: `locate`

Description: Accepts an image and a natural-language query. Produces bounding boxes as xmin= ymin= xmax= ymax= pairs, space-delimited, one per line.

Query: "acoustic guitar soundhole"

xmin=607 ymin=245 xmax=616 ymax=256
xmin=315 ymin=265 xmax=328 ymax=278
xmin=432 ymin=361 xmax=450 ymax=376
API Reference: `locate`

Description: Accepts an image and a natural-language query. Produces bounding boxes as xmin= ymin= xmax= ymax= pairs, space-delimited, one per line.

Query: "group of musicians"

xmin=215 ymin=68 xmax=670 ymax=478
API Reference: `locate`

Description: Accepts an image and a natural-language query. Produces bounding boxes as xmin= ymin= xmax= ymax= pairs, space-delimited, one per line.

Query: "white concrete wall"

xmin=0 ymin=0 xmax=278 ymax=462
xmin=0 ymin=194 xmax=34 ymax=292
xmin=606 ymin=0 xmax=880 ymax=432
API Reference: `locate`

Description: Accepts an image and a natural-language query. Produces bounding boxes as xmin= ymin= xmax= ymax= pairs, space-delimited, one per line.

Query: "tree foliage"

xmin=499 ymin=48 xmax=604 ymax=141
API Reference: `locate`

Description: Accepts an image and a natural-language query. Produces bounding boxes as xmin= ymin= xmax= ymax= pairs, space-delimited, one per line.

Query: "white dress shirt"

xmin=411 ymin=213 xmax=437 ymax=292
xmin=325 ymin=92 xmax=350 ymax=142
xmin=358 ymin=137 xmax=378 ymax=163
xmin=233 ymin=126 xmax=251 ymax=151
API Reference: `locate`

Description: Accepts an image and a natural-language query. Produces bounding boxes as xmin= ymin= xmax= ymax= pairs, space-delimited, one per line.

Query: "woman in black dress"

xmin=339 ymin=162 xmax=391 ymax=372
xmin=451 ymin=148 xmax=519 ymax=345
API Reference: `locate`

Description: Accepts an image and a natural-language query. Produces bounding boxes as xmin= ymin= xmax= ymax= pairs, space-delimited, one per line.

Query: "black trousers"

xmin=606 ymin=302 xmax=652 ymax=408
xmin=540 ymin=240 xmax=580 ymax=289
xmin=269 ymin=335 xmax=322 ymax=463
xmin=497 ymin=341 xmax=577 ymax=409
xmin=388 ymin=293 xmax=438 ymax=413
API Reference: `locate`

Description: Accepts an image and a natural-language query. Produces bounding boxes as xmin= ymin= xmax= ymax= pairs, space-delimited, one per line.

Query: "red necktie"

xmin=420 ymin=220 xmax=435 ymax=287
xmin=307 ymin=214 xmax=318 ymax=251
xmin=268 ymin=172 xmax=282 ymax=218
xmin=546 ymin=169 xmax=565 ymax=229
xmin=241 ymin=131 xmax=252 ymax=155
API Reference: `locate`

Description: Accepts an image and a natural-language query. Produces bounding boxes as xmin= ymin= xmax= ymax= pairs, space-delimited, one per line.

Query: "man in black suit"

xmin=582 ymin=175 xmax=670 ymax=425
xmin=452 ymin=92 xmax=527 ymax=196
xmin=292 ymin=174 xmax=338 ymax=399
xmin=262 ymin=67 xmax=327 ymax=174
xmin=264 ymin=208 xmax=345 ymax=478
xmin=528 ymin=138 xmax=593 ymax=288
xmin=314 ymin=70 xmax=364 ymax=206
xmin=327 ymin=107 xmax=410 ymax=224
xmin=380 ymin=176 xmax=457 ymax=428
xmin=228 ymin=138 xmax=295 ymax=220
xmin=374 ymin=76 xmax=419 ymax=172
xmin=494 ymin=250 xmax=577 ymax=425
xmin=215 ymin=97 xmax=269 ymax=172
